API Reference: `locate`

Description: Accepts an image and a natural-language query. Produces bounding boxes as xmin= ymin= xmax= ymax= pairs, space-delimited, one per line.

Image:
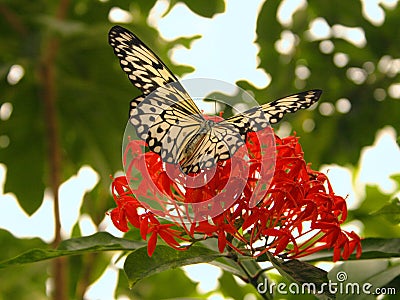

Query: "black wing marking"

xmin=224 ymin=89 xmax=322 ymax=137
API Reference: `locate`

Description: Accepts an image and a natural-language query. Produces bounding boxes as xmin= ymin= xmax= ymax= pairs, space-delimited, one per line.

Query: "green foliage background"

xmin=0 ymin=0 xmax=399 ymax=299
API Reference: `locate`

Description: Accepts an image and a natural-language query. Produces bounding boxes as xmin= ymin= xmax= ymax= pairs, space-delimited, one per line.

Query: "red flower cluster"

xmin=109 ymin=129 xmax=361 ymax=260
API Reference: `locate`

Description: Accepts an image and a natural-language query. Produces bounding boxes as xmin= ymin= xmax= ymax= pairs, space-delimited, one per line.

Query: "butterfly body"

xmin=109 ymin=26 xmax=322 ymax=174
xmin=183 ymin=119 xmax=214 ymax=155
xmin=180 ymin=132 xmax=210 ymax=170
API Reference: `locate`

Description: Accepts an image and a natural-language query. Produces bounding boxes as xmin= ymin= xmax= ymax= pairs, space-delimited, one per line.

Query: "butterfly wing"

xmin=108 ymin=25 xmax=202 ymax=113
xmin=191 ymin=90 xmax=322 ymax=168
xmin=109 ymin=25 xmax=205 ymax=163
xmin=133 ymin=84 xmax=206 ymax=164
xmin=224 ymin=89 xmax=322 ymax=137
xmin=109 ymin=25 xmax=178 ymax=96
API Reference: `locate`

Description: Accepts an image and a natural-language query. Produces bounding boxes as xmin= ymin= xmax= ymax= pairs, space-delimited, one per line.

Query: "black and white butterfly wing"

xmin=135 ymin=85 xmax=207 ymax=165
xmin=223 ymin=89 xmax=322 ymax=138
xmin=109 ymin=25 xmax=179 ymax=96
xmin=109 ymin=25 xmax=205 ymax=164
xmin=179 ymin=90 xmax=323 ymax=172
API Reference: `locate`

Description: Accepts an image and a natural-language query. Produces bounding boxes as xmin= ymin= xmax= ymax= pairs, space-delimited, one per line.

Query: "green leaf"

xmin=172 ymin=0 xmax=225 ymax=18
xmin=210 ymin=258 xmax=246 ymax=278
xmin=304 ymin=238 xmax=400 ymax=262
xmin=390 ymin=174 xmax=400 ymax=187
xmin=0 ymin=230 xmax=49 ymax=299
xmin=267 ymin=253 xmax=334 ymax=300
xmin=124 ymin=245 xmax=224 ymax=287
xmin=353 ymin=185 xmax=400 ymax=238
xmin=57 ymin=232 xmax=144 ymax=250
xmin=371 ymin=197 xmax=400 ymax=225
xmin=1 ymin=84 xmax=46 ymax=214
xmin=357 ymin=238 xmax=400 ymax=259
xmin=219 ymin=271 xmax=257 ymax=300
xmin=129 ymin=268 xmax=199 ymax=299
xmin=0 ymin=232 xmax=145 ymax=268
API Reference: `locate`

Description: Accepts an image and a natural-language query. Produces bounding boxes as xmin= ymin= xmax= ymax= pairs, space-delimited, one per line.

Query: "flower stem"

xmin=228 ymin=250 xmax=273 ymax=300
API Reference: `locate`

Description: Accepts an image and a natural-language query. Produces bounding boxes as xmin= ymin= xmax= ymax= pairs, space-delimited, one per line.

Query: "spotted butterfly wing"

xmin=223 ymin=90 xmax=322 ymax=138
xmin=109 ymin=25 xmax=208 ymax=170
xmin=109 ymin=26 xmax=322 ymax=173
xmin=109 ymin=25 xmax=179 ymax=95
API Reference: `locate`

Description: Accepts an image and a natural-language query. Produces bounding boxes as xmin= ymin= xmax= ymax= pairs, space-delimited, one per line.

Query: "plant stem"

xmin=39 ymin=1 xmax=71 ymax=299
xmin=228 ymin=251 xmax=273 ymax=300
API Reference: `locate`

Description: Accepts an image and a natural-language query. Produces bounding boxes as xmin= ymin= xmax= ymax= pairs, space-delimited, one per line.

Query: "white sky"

xmin=149 ymin=0 xmax=270 ymax=89
xmin=0 ymin=0 xmax=399 ymax=299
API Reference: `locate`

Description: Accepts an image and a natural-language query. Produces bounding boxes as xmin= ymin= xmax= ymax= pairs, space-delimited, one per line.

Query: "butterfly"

xmin=109 ymin=25 xmax=322 ymax=174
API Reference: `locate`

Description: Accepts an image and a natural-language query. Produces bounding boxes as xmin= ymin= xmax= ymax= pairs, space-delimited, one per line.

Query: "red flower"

xmin=109 ymin=128 xmax=361 ymax=261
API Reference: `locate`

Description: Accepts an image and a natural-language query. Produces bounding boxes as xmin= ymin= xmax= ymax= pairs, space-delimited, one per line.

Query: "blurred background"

xmin=0 ymin=0 xmax=399 ymax=299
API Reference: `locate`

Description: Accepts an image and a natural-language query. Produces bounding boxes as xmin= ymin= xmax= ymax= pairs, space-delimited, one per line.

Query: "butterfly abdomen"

xmin=182 ymin=120 xmax=215 ymax=157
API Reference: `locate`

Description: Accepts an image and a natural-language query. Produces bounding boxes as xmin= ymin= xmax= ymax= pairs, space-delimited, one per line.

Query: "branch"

xmin=38 ymin=0 xmax=71 ymax=299
xmin=0 ymin=4 xmax=28 ymax=36
xmin=227 ymin=250 xmax=273 ymax=300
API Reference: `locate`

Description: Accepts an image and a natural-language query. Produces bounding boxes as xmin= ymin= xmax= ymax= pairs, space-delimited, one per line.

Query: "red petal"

xmin=147 ymin=231 xmax=158 ymax=256
xmin=110 ymin=207 xmax=129 ymax=232
xmin=218 ymin=230 xmax=227 ymax=252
